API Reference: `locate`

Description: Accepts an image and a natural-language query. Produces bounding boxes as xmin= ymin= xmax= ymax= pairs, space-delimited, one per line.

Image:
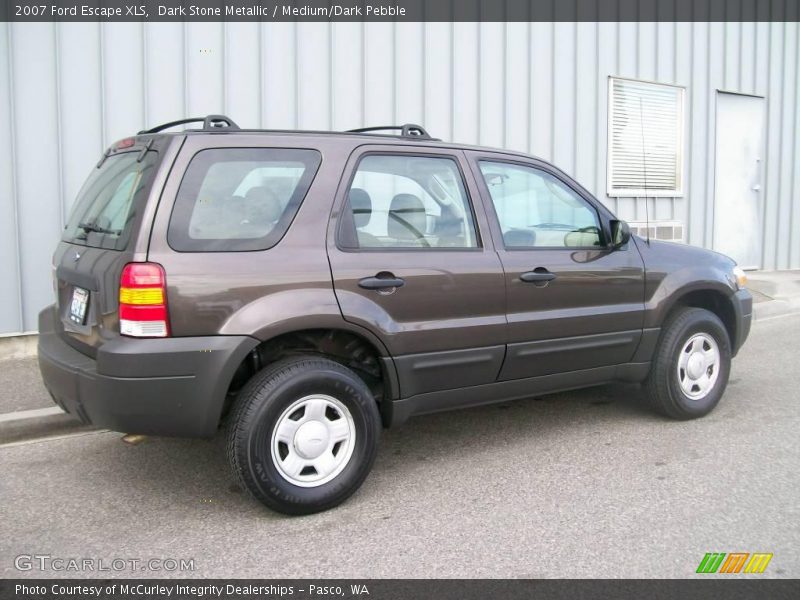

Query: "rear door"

xmin=53 ymin=137 xmax=174 ymax=355
xmin=327 ymin=146 xmax=506 ymax=398
xmin=468 ymin=152 xmax=645 ymax=381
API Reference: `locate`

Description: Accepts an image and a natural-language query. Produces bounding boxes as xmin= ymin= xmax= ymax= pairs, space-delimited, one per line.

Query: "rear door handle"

xmin=358 ymin=274 xmax=406 ymax=290
xmin=520 ymin=269 xmax=557 ymax=283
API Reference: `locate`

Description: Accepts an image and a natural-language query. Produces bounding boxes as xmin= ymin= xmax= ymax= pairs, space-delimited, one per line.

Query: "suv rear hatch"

xmin=53 ymin=136 xmax=168 ymax=356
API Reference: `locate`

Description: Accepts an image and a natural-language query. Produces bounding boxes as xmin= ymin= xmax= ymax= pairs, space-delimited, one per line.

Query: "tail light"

xmin=119 ymin=263 xmax=169 ymax=338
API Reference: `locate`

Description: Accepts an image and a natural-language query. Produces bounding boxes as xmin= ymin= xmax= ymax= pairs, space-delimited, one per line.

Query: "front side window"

xmin=340 ymin=155 xmax=479 ymax=249
xmin=479 ymin=162 xmax=603 ymax=249
xmin=168 ymin=148 xmax=321 ymax=252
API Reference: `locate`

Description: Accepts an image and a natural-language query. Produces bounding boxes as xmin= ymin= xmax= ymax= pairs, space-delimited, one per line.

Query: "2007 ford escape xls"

xmin=38 ymin=116 xmax=752 ymax=514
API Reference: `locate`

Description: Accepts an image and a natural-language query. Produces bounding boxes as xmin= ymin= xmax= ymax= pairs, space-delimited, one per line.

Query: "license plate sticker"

xmin=69 ymin=287 xmax=89 ymax=325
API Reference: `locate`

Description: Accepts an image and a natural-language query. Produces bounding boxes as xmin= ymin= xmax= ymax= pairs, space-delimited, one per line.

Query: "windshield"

xmin=62 ymin=151 xmax=159 ymax=250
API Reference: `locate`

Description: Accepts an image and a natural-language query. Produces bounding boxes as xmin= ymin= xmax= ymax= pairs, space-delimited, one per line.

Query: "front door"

xmin=713 ymin=92 xmax=765 ymax=269
xmin=327 ymin=147 xmax=507 ymax=398
xmin=469 ymin=154 xmax=646 ymax=381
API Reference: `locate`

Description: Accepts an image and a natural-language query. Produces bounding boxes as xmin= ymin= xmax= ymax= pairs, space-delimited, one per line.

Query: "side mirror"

xmin=609 ymin=219 xmax=631 ymax=249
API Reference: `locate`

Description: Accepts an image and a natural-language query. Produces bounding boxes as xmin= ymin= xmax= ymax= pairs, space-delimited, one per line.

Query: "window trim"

xmin=476 ymin=158 xmax=609 ymax=251
xmin=335 ymin=150 xmax=484 ymax=253
xmin=606 ymin=76 xmax=686 ymax=198
xmin=166 ymin=147 xmax=322 ymax=253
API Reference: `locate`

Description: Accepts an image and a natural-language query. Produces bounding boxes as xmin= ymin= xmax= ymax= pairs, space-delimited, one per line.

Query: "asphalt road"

xmin=1 ymin=315 xmax=798 ymax=579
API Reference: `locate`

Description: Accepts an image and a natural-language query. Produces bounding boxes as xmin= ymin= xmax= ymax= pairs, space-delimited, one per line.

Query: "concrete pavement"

xmin=0 ymin=356 xmax=91 ymax=444
xmin=0 ymin=357 xmax=51 ymax=413
xmin=747 ymin=270 xmax=800 ymax=320
xmin=0 ymin=314 xmax=798 ymax=578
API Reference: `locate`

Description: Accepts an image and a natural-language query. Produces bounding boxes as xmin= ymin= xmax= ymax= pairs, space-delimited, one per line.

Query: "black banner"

xmin=3 ymin=0 xmax=800 ymax=22
xmin=1 ymin=579 xmax=799 ymax=600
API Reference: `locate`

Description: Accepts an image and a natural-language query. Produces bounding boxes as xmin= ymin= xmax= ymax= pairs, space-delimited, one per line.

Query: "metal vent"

xmin=628 ymin=220 xmax=684 ymax=242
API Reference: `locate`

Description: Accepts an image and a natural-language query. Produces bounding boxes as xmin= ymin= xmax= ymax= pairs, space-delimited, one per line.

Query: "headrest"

xmin=349 ymin=188 xmax=372 ymax=228
xmin=388 ymin=193 xmax=427 ymax=241
xmin=244 ymin=185 xmax=283 ymax=223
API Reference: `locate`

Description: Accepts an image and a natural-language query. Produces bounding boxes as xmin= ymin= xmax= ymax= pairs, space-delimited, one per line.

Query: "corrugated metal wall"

xmin=1 ymin=21 xmax=799 ymax=335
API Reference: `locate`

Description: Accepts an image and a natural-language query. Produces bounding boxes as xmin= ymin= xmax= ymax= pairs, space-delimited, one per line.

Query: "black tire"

xmin=226 ymin=356 xmax=381 ymax=515
xmin=645 ymin=307 xmax=732 ymax=420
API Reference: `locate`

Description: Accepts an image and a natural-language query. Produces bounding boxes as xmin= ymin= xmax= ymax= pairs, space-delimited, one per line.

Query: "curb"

xmin=752 ymin=298 xmax=800 ymax=321
xmin=0 ymin=406 xmax=97 ymax=446
xmin=0 ymin=333 xmax=38 ymax=361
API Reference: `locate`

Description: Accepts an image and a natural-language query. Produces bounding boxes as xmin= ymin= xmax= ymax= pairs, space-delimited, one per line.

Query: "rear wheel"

xmin=227 ymin=356 xmax=381 ymax=515
xmin=645 ymin=307 xmax=732 ymax=420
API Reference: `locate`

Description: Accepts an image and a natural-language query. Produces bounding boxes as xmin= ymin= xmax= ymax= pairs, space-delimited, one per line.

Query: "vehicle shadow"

xmin=99 ymin=381 xmax=660 ymax=517
xmin=377 ymin=382 xmax=659 ymax=471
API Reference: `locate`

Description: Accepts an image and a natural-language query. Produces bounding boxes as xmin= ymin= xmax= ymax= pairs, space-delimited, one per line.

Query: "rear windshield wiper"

xmin=78 ymin=221 xmax=121 ymax=235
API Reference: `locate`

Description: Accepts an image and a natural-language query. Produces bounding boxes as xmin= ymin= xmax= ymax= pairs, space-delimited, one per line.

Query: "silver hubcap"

xmin=676 ymin=333 xmax=720 ymax=400
xmin=271 ymin=394 xmax=356 ymax=488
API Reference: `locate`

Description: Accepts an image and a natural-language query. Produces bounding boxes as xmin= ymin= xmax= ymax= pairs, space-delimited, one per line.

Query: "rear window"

xmin=168 ymin=148 xmax=321 ymax=252
xmin=63 ymin=151 xmax=159 ymax=250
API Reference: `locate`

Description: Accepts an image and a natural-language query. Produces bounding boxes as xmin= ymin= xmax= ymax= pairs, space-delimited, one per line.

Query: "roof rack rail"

xmin=346 ymin=124 xmax=434 ymax=140
xmin=138 ymin=114 xmax=240 ymax=134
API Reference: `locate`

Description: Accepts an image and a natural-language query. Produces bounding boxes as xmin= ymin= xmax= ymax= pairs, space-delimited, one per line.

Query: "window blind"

xmin=608 ymin=78 xmax=684 ymax=196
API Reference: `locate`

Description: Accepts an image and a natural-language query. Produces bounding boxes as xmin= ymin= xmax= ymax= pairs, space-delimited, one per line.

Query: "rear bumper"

xmin=37 ymin=305 xmax=258 ymax=437
xmin=731 ymin=289 xmax=753 ymax=356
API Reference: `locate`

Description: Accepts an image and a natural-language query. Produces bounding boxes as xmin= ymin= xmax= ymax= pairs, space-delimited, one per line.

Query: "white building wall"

xmin=1 ymin=21 xmax=799 ymax=334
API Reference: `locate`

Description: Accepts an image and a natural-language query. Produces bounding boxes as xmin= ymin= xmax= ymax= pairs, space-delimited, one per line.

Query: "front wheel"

xmin=227 ymin=356 xmax=381 ymax=515
xmin=645 ymin=307 xmax=732 ymax=420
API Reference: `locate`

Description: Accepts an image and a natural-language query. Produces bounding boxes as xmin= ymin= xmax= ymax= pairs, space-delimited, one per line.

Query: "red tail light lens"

xmin=119 ymin=263 xmax=169 ymax=337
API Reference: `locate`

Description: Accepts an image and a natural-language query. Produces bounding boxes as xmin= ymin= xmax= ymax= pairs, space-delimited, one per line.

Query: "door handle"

xmin=520 ymin=269 xmax=557 ymax=283
xmin=752 ymin=157 xmax=762 ymax=192
xmin=358 ymin=274 xmax=406 ymax=290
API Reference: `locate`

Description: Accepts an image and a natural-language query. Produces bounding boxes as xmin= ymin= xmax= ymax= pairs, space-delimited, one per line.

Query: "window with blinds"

xmin=607 ymin=77 xmax=685 ymax=197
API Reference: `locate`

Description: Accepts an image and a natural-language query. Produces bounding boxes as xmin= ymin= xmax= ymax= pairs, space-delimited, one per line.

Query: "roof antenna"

xmin=638 ymin=97 xmax=651 ymax=246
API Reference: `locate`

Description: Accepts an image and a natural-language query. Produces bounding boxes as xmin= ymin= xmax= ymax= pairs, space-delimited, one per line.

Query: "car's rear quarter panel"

xmin=146 ymin=134 xmax=358 ymax=340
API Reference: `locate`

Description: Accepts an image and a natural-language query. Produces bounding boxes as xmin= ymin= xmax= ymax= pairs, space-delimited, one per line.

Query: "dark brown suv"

xmin=38 ymin=115 xmax=752 ymax=514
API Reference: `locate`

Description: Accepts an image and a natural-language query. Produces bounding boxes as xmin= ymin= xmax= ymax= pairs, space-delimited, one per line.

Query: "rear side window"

xmin=168 ymin=148 xmax=321 ymax=252
xmin=339 ymin=154 xmax=479 ymax=249
xmin=63 ymin=151 xmax=159 ymax=251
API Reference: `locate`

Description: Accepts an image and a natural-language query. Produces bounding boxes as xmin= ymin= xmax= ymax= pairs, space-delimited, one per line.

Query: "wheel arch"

xmin=222 ymin=325 xmax=399 ymax=429
xmin=660 ymin=286 xmax=737 ymax=349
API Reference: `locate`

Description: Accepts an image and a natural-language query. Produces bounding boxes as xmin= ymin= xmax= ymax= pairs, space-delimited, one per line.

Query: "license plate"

xmin=69 ymin=287 xmax=89 ymax=325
